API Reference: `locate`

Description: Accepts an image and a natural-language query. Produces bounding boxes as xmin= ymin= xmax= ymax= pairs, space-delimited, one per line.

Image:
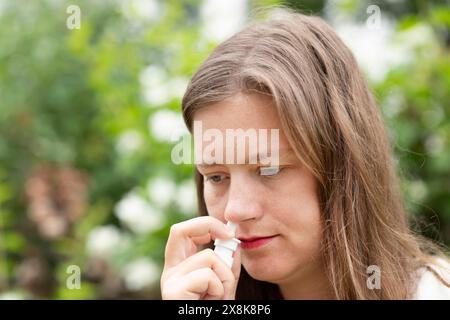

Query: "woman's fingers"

xmin=190 ymin=234 xmax=213 ymax=245
xmin=170 ymin=248 xmax=237 ymax=299
xmin=161 ymin=217 xmax=242 ymax=300
xmin=164 ymin=267 xmax=224 ymax=300
xmin=164 ymin=216 xmax=234 ymax=268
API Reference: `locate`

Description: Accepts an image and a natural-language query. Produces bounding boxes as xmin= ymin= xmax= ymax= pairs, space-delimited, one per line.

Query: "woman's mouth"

xmin=238 ymin=235 xmax=278 ymax=249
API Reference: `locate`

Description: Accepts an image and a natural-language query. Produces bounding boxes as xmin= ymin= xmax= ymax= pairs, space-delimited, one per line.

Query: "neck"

xmin=277 ymin=257 xmax=335 ymax=300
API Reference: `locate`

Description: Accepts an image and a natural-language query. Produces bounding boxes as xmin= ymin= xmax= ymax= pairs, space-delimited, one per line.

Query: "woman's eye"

xmin=205 ymin=174 xmax=228 ymax=184
xmin=259 ymin=166 xmax=282 ymax=177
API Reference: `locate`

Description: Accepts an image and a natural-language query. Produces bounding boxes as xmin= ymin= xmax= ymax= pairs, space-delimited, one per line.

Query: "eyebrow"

xmin=196 ymin=147 xmax=296 ymax=168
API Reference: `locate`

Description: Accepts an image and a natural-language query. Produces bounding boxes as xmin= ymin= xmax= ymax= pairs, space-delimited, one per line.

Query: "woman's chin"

xmin=242 ymin=260 xmax=287 ymax=283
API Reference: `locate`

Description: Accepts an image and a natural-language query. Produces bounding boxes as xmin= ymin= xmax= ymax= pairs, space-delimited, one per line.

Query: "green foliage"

xmin=374 ymin=7 xmax=450 ymax=242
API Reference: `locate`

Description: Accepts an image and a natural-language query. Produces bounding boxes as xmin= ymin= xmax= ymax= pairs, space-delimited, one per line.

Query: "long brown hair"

xmin=181 ymin=11 xmax=449 ymax=299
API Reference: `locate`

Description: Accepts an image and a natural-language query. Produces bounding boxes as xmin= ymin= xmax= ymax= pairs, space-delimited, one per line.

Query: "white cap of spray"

xmin=214 ymin=221 xmax=240 ymax=268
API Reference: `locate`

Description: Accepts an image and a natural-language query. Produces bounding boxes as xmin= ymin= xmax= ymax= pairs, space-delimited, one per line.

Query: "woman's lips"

xmin=238 ymin=235 xmax=278 ymax=249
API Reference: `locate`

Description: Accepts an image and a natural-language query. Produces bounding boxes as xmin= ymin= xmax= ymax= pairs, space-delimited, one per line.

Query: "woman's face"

xmin=194 ymin=93 xmax=324 ymax=285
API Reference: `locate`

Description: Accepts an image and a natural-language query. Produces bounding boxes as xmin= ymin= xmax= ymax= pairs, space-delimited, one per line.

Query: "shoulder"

xmin=413 ymin=256 xmax=450 ymax=300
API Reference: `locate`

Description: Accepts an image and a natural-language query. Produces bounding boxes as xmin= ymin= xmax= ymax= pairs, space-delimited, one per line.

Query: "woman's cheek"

xmin=204 ymin=186 xmax=226 ymax=218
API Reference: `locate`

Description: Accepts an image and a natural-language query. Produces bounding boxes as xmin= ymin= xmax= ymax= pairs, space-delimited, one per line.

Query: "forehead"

xmin=193 ymin=93 xmax=289 ymax=147
xmin=192 ymin=93 xmax=297 ymax=166
xmin=195 ymin=93 xmax=277 ymax=129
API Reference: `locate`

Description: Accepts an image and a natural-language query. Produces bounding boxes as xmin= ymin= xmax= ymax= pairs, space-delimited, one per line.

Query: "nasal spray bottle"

xmin=214 ymin=222 xmax=240 ymax=268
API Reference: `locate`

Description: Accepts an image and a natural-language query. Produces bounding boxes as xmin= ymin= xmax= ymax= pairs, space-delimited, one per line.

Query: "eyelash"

xmin=204 ymin=167 xmax=285 ymax=185
xmin=204 ymin=175 xmax=229 ymax=184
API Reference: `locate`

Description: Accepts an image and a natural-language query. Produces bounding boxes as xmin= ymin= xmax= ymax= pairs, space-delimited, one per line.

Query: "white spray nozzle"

xmin=226 ymin=221 xmax=237 ymax=234
xmin=214 ymin=221 xmax=240 ymax=268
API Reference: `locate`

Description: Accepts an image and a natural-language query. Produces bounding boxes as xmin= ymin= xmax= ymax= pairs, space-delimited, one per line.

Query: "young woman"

xmin=160 ymin=12 xmax=450 ymax=300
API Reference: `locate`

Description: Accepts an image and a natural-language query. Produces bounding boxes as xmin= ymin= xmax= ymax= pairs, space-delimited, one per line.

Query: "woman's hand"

xmin=161 ymin=216 xmax=241 ymax=300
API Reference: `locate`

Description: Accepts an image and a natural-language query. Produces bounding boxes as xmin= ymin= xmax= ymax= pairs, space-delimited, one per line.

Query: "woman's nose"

xmin=223 ymin=174 xmax=264 ymax=223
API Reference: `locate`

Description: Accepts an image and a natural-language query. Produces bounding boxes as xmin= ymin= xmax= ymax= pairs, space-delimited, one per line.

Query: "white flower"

xmin=139 ymin=65 xmax=188 ymax=107
xmin=169 ymin=76 xmax=189 ymax=101
xmin=147 ymin=177 xmax=176 ymax=208
xmin=425 ymin=134 xmax=444 ymax=156
xmin=122 ymin=257 xmax=160 ymax=291
xmin=116 ymin=129 xmax=144 ymax=155
xmin=115 ymin=191 xmax=164 ymax=234
xmin=140 ymin=65 xmax=170 ymax=106
xmin=120 ymin=0 xmax=163 ymax=23
xmin=334 ymin=20 xmax=410 ymax=82
xmin=395 ymin=23 xmax=436 ymax=50
xmin=86 ymin=225 xmax=125 ymax=258
xmin=0 ymin=1 xmax=6 ymax=17
xmin=175 ymin=180 xmax=197 ymax=215
xmin=325 ymin=3 xmax=439 ymax=83
xmin=408 ymin=180 xmax=428 ymax=202
xmin=148 ymin=110 xmax=188 ymax=142
xmin=200 ymin=0 xmax=247 ymax=42
xmin=382 ymin=90 xmax=405 ymax=119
